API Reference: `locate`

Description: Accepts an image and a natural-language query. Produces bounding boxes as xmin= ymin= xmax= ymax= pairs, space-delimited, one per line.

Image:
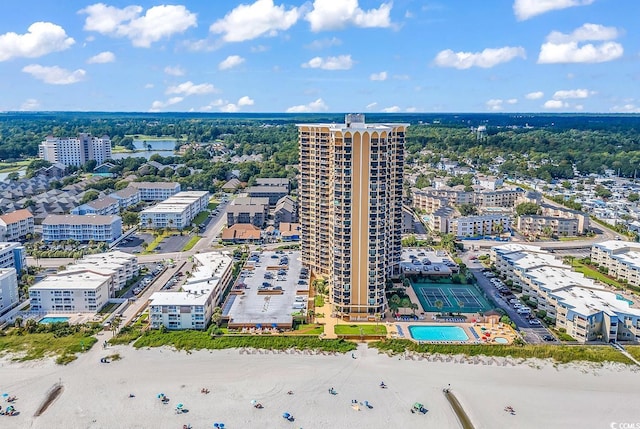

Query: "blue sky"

xmin=0 ymin=0 xmax=638 ymax=113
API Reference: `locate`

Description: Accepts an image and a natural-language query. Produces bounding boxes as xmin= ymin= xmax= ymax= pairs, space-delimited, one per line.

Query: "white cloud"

xmin=370 ymin=71 xmax=387 ymax=81
xmin=366 ymin=102 xmax=378 ymax=109
xmin=525 ymin=91 xmax=544 ymax=100
xmin=305 ymin=37 xmax=342 ymax=50
xmin=305 ymin=0 xmax=392 ymax=31
xmin=574 ymin=104 xmax=584 ymax=111
xmin=552 ymin=88 xmax=593 ymax=99
xmin=237 ymin=96 xmax=254 ymax=106
xmin=80 ymin=3 xmax=197 ymax=48
xmin=405 ymin=107 xmax=417 ymax=112
xmin=144 ymin=83 xmax=154 ymax=89
xmin=538 ymin=23 xmax=623 ymax=64
xmin=218 ymin=55 xmax=245 ymax=70
xmin=302 ymin=55 xmax=353 ymax=70
xmin=610 ymin=104 xmax=640 ymax=113
xmin=198 ymin=99 xmax=226 ymax=111
xmin=381 ymin=106 xmax=400 ymax=113
xmin=543 ymin=99 xmax=569 ymax=109
xmin=149 ymin=96 xmax=184 ymax=112
xmin=164 ymin=65 xmax=185 ymax=76
xmin=22 ymin=64 xmax=86 ymax=85
xmin=507 ymin=98 xmax=518 ymax=104
xmin=0 ymin=22 xmax=75 ymax=62
xmin=486 ymin=99 xmax=505 ymax=111
xmin=513 ymin=0 xmax=594 ymax=21
xmin=20 ymin=98 xmax=40 ymax=111
xmin=286 ymin=98 xmax=328 ymax=113
xmin=209 ymin=0 xmax=300 ymax=43
xmin=87 ymin=51 xmax=115 ymax=64
xmin=166 ymin=81 xmax=216 ymax=96
xmin=251 ymin=44 xmax=269 ymax=53
xmin=434 ymin=46 xmax=526 ymax=69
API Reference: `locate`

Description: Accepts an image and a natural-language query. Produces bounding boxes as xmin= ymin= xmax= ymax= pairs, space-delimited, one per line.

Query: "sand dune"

xmin=1 ymin=342 xmax=639 ymax=429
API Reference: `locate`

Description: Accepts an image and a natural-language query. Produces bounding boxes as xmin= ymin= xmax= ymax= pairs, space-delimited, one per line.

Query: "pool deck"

xmin=389 ymin=321 xmax=518 ymax=345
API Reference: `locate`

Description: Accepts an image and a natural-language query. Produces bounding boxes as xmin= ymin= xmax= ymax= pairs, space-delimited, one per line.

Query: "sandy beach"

xmin=1 ymin=341 xmax=639 ymax=429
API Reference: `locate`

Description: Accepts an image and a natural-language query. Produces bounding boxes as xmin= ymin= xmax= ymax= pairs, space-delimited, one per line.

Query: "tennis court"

xmin=412 ymin=282 xmax=492 ymax=313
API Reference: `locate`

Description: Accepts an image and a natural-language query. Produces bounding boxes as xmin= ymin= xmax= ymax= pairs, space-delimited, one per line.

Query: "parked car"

xmin=529 ymin=319 xmax=541 ymax=325
xmin=542 ymin=335 xmax=555 ymax=342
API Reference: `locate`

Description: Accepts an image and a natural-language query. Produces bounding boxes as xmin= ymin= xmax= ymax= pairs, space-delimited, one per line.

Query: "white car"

xmin=528 ymin=319 xmax=541 ymax=325
xmin=517 ymin=308 xmax=531 ymax=314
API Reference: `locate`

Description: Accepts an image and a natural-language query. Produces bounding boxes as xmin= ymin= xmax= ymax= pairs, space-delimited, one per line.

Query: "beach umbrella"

xmin=2 ymin=393 xmax=8 ymax=398
xmin=177 ymin=403 xmax=184 ymax=409
xmin=250 ymin=399 xmax=257 ymax=405
xmin=283 ymin=412 xmax=290 ymax=418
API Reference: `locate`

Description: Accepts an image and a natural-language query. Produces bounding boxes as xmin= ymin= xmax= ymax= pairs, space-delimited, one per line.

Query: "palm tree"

xmin=410 ymin=303 xmax=419 ymax=315
xmin=111 ymin=315 xmax=122 ymax=335
xmin=210 ymin=306 xmax=223 ymax=327
xmin=14 ymin=316 xmax=23 ymax=328
xmin=25 ymin=318 xmax=37 ymax=333
xmin=457 ymin=301 xmax=465 ymax=316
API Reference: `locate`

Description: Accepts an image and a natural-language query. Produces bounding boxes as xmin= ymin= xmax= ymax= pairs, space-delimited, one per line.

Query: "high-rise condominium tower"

xmin=298 ymin=114 xmax=408 ymax=320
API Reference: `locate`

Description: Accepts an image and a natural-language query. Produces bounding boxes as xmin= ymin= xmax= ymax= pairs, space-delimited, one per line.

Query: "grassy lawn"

xmin=334 ymin=324 xmax=387 ymax=336
xmin=291 ymin=324 xmax=324 ymax=336
xmin=142 ymin=231 xmax=172 ymax=254
xmin=192 ymin=211 xmax=209 ymax=225
xmin=314 ymin=295 xmax=325 ymax=307
xmin=98 ymin=302 xmax=118 ymax=314
xmin=133 ymin=330 xmax=356 ymax=352
xmin=208 ymin=202 xmax=219 ymax=210
xmin=0 ymin=159 xmax=32 ymax=173
xmin=572 ymin=262 xmax=625 ymax=290
xmin=371 ymin=340 xmax=634 ymax=364
xmin=0 ymin=331 xmax=98 ymax=364
xmin=182 ymin=236 xmax=201 ymax=251
xmin=626 ymin=346 xmax=640 ymax=361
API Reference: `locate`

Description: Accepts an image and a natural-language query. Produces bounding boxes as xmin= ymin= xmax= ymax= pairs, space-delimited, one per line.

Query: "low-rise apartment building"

xmin=139 ymin=191 xmax=209 ymax=229
xmin=128 ymin=182 xmax=181 ymax=201
xmin=516 ymin=215 xmax=580 ymax=237
xmin=0 ymin=268 xmax=19 ymax=314
xmin=591 ymin=241 xmax=640 ymax=288
xmin=72 ymin=250 xmax=139 ymax=291
xmin=149 ymin=252 xmax=233 ymax=330
xmin=0 ymin=209 xmax=35 ymax=241
xmin=430 ymin=209 xmax=510 ymax=237
xmin=72 ymin=196 xmax=120 ymax=216
xmin=245 ymin=185 xmax=289 ymax=206
xmin=412 ymin=187 xmax=524 ymax=212
xmin=42 ymin=214 xmax=122 ymax=242
xmin=0 ymin=242 xmax=27 ymax=273
xmin=226 ymin=197 xmax=269 ymax=227
xmin=491 ymin=244 xmax=640 ymax=343
xmin=110 ymin=187 xmax=140 ymax=209
xmin=29 ymin=269 xmax=112 ymax=313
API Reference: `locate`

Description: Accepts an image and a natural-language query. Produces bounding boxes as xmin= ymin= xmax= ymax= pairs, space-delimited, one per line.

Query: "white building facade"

xmin=29 ymin=270 xmax=112 ymax=313
xmin=0 ymin=268 xmax=19 ymax=314
xmin=42 ymin=214 xmax=122 ymax=242
xmin=128 ymin=182 xmax=181 ymax=201
xmin=39 ymin=133 xmax=112 ymax=167
xmin=149 ymin=252 xmax=233 ymax=330
xmin=591 ymin=241 xmax=640 ymax=288
xmin=0 ymin=209 xmax=35 ymax=241
xmin=140 ymin=191 xmax=209 ymax=229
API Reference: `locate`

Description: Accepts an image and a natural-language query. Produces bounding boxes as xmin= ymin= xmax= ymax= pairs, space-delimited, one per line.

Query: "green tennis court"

xmin=412 ymin=281 xmax=492 ymax=313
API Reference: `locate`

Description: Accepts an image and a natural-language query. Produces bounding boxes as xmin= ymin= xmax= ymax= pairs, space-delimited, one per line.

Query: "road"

xmin=460 ymin=252 xmax=556 ymax=344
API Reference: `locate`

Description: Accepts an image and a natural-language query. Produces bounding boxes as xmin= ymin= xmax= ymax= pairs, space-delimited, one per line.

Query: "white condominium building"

xmin=149 ymin=252 xmax=233 ymax=330
xmin=128 ymin=182 xmax=181 ymax=201
xmin=0 ymin=209 xmax=35 ymax=241
xmin=298 ymin=114 xmax=407 ymax=319
xmin=39 ymin=133 xmax=112 ymax=167
xmin=0 ymin=268 xmax=19 ymax=314
xmin=72 ymin=251 xmax=139 ymax=291
xmin=591 ymin=241 xmax=640 ymax=288
xmin=29 ymin=269 xmax=113 ymax=313
xmin=140 ymin=191 xmax=209 ymax=229
xmin=0 ymin=242 xmax=27 ymax=273
xmin=42 ymin=214 xmax=122 ymax=242
xmin=491 ymin=244 xmax=640 ymax=343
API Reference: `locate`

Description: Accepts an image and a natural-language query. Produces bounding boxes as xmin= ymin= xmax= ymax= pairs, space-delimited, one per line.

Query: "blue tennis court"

xmin=412 ymin=282 xmax=492 ymax=313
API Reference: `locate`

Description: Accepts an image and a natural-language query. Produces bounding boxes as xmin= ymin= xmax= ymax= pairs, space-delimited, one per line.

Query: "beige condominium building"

xmin=298 ymin=114 xmax=407 ymax=320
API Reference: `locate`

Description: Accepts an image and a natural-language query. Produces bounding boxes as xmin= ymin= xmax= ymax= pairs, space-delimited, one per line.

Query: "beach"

xmin=1 ymin=342 xmax=639 ymax=429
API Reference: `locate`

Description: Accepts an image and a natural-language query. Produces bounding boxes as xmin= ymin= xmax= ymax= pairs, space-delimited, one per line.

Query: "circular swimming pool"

xmin=409 ymin=325 xmax=469 ymax=342
xmin=494 ymin=337 xmax=509 ymax=344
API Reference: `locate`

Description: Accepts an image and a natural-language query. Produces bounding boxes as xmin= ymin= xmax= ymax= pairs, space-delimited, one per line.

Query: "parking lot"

xmin=223 ymin=250 xmax=308 ymax=329
xmin=469 ymin=264 xmax=557 ymax=344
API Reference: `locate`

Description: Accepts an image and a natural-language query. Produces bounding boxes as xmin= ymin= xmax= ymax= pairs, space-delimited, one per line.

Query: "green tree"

xmin=458 ymin=203 xmax=477 ymax=216
xmin=515 ymin=202 xmax=541 ymax=216
xmin=434 ymin=300 xmax=444 ymax=316
xmin=80 ymin=190 xmax=100 ymax=204
xmin=628 ymin=193 xmax=639 ymax=203
xmin=210 ymin=306 xmax=223 ymax=327
xmin=121 ymin=211 xmax=140 ymax=226
xmin=594 ymin=184 xmax=612 ymax=199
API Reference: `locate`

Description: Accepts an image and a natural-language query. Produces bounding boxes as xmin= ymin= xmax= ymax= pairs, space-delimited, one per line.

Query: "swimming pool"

xmin=616 ymin=294 xmax=634 ymax=306
xmin=494 ymin=337 xmax=509 ymax=344
xmin=409 ymin=325 xmax=469 ymax=342
xmin=39 ymin=317 xmax=70 ymax=324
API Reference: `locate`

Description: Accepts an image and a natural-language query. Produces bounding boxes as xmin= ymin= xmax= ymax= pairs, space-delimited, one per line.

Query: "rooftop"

xmin=31 ymin=269 xmax=112 ymax=290
xmin=42 ymin=214 xmax=120 ymax=226
xmin=129 ymin=181 xmax=180 ymax=190
xmin=0 ymin=209 xmax=33 ymax=224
